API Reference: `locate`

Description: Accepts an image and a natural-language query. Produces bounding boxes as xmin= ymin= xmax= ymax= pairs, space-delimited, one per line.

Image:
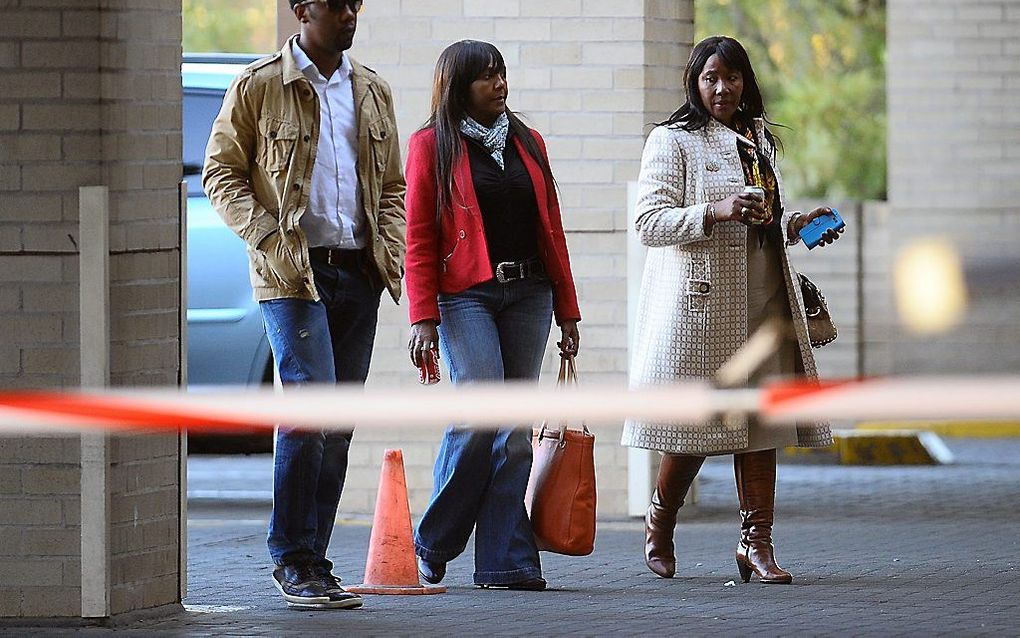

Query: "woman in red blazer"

xmin=404 ymin=40 xmax=581 ymax=591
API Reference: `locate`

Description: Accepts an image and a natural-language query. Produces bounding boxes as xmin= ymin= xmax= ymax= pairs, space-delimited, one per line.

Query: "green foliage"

xmin=182 ymin=0 xmax=277 ymax=55
xmin=696 ymin=0 xmax=886 ymax=199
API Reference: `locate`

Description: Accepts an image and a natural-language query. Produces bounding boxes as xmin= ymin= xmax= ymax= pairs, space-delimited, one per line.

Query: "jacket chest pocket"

xmin=703 ymin=149 xmax=744 ymax=202
xmin=368 ymin=117 xmax=391 ymax=172
xmin=258 ymin=116 xmax=299 ymax=172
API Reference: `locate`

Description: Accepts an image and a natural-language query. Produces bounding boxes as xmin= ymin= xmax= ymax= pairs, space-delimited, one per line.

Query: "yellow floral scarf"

xmin=736 ymin=123 xmax=781 ymax=245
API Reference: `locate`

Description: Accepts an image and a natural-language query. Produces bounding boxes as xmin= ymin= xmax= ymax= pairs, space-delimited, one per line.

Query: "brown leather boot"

xmin=644 ymin=454 xmax=705 ymax=578
xmin=734 ymin=449 xmax=793 ymax=584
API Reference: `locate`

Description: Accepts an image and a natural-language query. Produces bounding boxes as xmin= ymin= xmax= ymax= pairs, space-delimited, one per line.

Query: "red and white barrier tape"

xmin=761 ymin=377 xmax=1020 ymax=422
xmin=0 ymin=377 xmax=1016 ymax=435
xmin=0 ymin=382 xmax=721 ymax=434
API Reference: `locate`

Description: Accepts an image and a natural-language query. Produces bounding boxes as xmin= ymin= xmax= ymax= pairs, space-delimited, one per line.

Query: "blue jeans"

xmin=414 ymin=277 xmax=553 ymax=585
xmin=260 ymin=258 xmax=381 ymax=568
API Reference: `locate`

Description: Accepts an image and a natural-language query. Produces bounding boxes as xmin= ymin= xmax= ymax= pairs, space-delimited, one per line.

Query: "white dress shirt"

xmin=291 ymin=39 xmax=365 ymax=249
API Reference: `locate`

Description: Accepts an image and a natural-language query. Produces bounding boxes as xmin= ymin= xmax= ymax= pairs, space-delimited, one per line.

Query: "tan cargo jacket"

xmin=203 ymin=37 xmax=406 ymax=303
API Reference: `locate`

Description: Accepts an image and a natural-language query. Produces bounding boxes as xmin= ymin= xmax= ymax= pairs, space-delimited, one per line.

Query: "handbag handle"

xmin=557 ymin=353 xmax=579 ymax=388
xmin=539 ymin=354 xmax=589 ymax=447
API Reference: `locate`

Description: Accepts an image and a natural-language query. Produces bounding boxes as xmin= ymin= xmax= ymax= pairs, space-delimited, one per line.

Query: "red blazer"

xmin=404 ymin=126 xmax=582 ymax=326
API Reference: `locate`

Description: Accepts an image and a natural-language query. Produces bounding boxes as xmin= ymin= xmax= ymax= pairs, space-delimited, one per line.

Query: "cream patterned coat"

xmin=621 ymin=118 xmax=832 ymax=454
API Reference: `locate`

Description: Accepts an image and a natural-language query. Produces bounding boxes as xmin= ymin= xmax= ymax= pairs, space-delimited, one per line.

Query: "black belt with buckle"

xmin=308 ymin=246 xmax=364 ymax=270
xmin=494 ymin=256 xmax=545 ymax=283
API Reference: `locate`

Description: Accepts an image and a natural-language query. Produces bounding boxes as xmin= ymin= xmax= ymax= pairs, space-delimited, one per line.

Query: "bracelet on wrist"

xmin=787 ymin=212 xmax=804 ymax=240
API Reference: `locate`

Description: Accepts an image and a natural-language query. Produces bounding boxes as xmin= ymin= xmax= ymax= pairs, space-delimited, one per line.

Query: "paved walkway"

xmin=10 ymin=439 xmax=1020 ymax=635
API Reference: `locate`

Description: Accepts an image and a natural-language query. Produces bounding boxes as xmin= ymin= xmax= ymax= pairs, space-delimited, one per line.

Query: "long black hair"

xmin=422 ymin=40 xmax=555 ymax=217
xmin=660 ymin=35 xmax=782 ymax=159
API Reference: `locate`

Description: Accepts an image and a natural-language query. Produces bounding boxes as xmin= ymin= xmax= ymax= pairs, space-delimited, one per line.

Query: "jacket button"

xmin=699 ymin=283 xmax=710 ymax=293
xmin=269 ymin=131 xmax=277 ymax=139
xmin=458 ymin=230 xmax=466 ymax=239
xmin=303 ymin=135 xmax=310 ymax=142
xmin=286 ymin=229 xmax=294 ymax=236
xmin=292 ymin=183 xmax=300 ymax=191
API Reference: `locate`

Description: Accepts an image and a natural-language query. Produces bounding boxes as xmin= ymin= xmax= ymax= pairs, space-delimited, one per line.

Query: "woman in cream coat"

xmin=622 ymin=36 xmax=842 ymax=585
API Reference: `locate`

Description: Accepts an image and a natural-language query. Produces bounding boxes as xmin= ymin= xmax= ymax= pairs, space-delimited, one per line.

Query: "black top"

xmin=463 ymin=128 xmax=540 ymax=265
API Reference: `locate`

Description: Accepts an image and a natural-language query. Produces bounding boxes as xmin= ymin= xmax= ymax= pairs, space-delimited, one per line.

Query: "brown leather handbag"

xmin=524 ymin=355 xmax=597 ymax=556
xmin=798 ymin=273 xmax=838 ymax=348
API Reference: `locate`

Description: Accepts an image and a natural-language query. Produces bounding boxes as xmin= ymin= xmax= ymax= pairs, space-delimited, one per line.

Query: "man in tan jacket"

xmin=202 ymin=0 xmax=405 ymax=611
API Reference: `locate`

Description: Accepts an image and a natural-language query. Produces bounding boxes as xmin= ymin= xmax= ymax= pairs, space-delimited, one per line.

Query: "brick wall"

xmin=0 ymin=436 xmax=82 ymax=617
xmin=278 ymin=0 xmax=694 ymax=517
xmin=0 ymin=0 xmax=183 ymax=618
xmin=885 ymin=0 xmax=1020 ymax=373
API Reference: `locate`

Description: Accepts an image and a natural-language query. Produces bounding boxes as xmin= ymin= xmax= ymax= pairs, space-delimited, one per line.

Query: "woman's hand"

xmin=408 ymin=320 xmax=440 ymax=367
xmin=791 ymin=207 xmax=844 ymax=247
xmin=558 ymin=320 xmax=580 ymax=358
xmin=712 ymin=192 xmax=770 ymax=227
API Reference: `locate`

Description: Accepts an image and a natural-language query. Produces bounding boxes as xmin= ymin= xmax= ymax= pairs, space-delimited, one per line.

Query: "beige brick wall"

xmin=0 ymin=436 xmax=82 ymax=617
xmin=279 ymin=1 xmax=694 ymax=517
xmin=0 ymin=0 xmax=183 ymax=618
xmin=885 ymin=0 xmax=1020 ymax=374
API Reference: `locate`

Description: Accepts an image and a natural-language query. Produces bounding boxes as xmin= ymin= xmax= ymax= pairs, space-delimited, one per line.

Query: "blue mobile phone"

xmin=798 ymin=209 xmax=845 ymax=249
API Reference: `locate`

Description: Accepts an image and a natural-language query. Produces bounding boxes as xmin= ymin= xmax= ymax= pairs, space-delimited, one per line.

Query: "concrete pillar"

xmin=0 ymin=1 xmax=184 ymax=619
xmin=885 ymin=0 xmax=1020 ymax=372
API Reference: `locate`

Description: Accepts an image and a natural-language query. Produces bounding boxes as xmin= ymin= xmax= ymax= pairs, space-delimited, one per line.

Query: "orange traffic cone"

xmin=346 ymin=449 xmax=446 ymax=595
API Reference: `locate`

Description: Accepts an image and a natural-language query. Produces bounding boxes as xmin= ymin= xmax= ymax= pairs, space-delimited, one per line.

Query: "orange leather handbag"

xmin=524 ymin=355 xmax=597 ymax=556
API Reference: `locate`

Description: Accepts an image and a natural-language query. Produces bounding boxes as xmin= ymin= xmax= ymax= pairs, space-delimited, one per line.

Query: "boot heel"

xmin=736 ymin=555 xmax=753 ymax=583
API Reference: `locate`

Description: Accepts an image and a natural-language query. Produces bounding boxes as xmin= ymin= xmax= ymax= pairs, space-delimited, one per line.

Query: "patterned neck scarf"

xmin=460 ymin=111 xmax=510 ymax=170
xmin=736 ymin=122 xmax=782 ymax=246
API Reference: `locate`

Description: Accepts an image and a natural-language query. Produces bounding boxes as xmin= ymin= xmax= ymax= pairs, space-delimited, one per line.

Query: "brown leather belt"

xmin=308 ymin=246 xmax=364 ymax=270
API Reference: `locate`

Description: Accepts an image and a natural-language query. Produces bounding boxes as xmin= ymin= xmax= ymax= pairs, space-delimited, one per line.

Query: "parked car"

xmin=183 ymin=53 xmax=273 ymax=453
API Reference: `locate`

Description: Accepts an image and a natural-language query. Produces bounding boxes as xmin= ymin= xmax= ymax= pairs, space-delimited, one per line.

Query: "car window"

xmin=183 ymin=88 xmax=226 ymax=197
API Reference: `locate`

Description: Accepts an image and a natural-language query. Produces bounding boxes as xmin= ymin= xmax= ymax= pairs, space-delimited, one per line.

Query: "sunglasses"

xmin=295 ymin=0 xmax=364 ymax=14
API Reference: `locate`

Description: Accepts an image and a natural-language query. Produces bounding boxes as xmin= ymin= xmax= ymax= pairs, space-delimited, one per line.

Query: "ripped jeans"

xmin=259 ymin=258 xmax=381 ymax=568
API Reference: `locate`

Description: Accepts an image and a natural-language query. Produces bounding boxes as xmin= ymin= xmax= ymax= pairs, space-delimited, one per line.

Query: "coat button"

xmin=706 ymin=161 xmax=720 ymax=172
xmin=269 ymin=131 xmax=277 ymax=139
xmin=458 ymin=230 xmax=466 ymax=239
xmin=286 ymin=229 xmax=294 ymax=236
xmin=699 ymin=282 xmax=710 ymax=293
xmin=303 ymin=135 xmax=310 ymax=142
xmin=292 ymin=183 xmax=300 ymax=191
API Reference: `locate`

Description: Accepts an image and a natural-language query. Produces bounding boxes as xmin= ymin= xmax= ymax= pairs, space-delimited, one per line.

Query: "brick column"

xmin=0 ymin=0 xmax=183 ymax=618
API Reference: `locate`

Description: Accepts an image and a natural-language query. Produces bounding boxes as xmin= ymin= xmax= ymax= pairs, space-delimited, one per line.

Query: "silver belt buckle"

xmin=495 ymin=261 xmax=521 ymax=283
